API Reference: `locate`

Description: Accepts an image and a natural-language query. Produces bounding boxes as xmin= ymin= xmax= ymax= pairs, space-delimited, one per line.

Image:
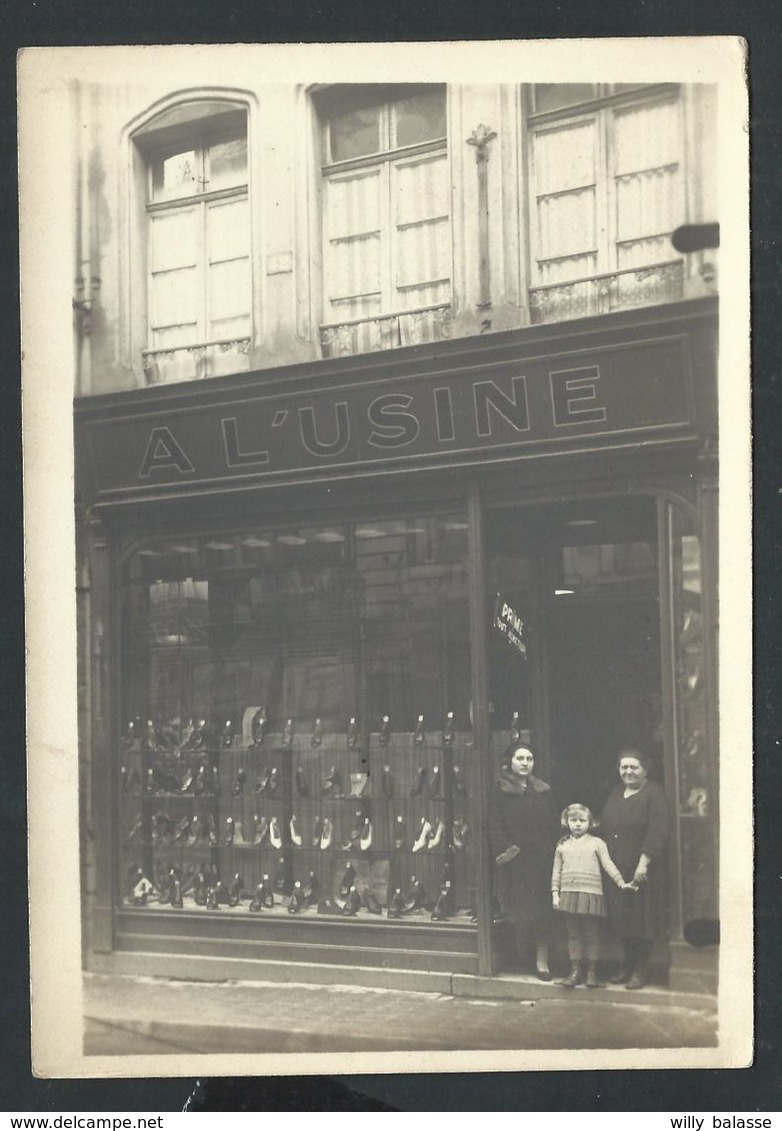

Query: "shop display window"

xmin=118 ymin=514 xmax=478 ymax=925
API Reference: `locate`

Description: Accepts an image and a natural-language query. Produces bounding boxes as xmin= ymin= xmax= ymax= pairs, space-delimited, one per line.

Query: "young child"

xmin=551 ymin=803 xmax=633 ymax=989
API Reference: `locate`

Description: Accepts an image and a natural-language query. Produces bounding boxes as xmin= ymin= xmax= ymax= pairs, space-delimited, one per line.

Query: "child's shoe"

xmin=585 ymin=961 xmax=599 ymax=989
xmin=561 ymin=962 xmax=584 ymax=988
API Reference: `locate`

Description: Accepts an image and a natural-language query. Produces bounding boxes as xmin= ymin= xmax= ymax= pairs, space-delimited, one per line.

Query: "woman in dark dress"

xmin=600 ymin=748 xmax=669 ymax=989
xmin=488 ymin=744 xmax=560 ymax=979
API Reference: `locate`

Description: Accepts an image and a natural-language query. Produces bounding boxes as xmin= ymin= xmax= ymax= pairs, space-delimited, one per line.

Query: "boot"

xmin=536 ymin=943 xmax=552 ymax=982
xmin=609 ymin=941 xmax=635 ymax=983
xmin=561 ymin=962 xmax=584 ymax=988
xmin=585 ymin=961 xmax=599 ymax=989
xmin=627 ymin=942 xmax=652 ymax=990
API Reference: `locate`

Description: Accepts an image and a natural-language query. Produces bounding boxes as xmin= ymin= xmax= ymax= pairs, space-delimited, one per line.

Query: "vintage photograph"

xmin=20 ymin=40 xmax=751 ymax=1078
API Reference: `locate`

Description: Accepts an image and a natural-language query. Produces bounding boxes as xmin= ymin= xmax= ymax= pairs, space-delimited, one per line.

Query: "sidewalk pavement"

xmin=83 ymin=970 xmax=718 ymax=1056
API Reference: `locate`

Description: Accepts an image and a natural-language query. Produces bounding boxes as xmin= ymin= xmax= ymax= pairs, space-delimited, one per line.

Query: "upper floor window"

xmin=526 ymin=84 xmax=686 ymax=324
xmin=318 ymin=86 xmax=452 ymax=358
xmin=136 ymin=104 xmax=251 ymax=383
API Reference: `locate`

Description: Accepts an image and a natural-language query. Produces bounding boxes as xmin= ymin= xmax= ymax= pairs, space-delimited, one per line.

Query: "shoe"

xmin=206 ymin=885 xmax=220 ymax=910
xmin=363 ymin=887 xmax=383 ymax=915
xmin=232 ymin=769 xmax=246 ymax=796
xmin=431 ymin=882 xmax=455 ymax=921
xmin=251 ymin=707 xmax=268 ymax=747
xmin=394 ymin=815 xmax=406 ymax=849
xmin=387 ymin=888 xmax=405 ymax=918
xmin=145 ymin=768 xmax=156 ymax=794
xmin=510 ymin=712 xmax=521 ymax=744
xmin=382 ymin=765 xmax=394 ymax=799
xmin=347 ymin=717 xmax=359 ymax=748
xmin=228 ymin=873 xmax=242 ymax=907
xmin=443 ymin=711 xmax=455 ymax=746
xmin=413 ymin=714 xmax=425 ymax=745
xmin=379 ymin=715 xmax=391 ymax=747
xmin=537 ymin=967 xmax=553 ymax=982
xmin=193 ymin=765 xmax=208 ymax=795
xmin=404 ymin=876 xmax=427 ymax=913
xmin=609 ymin=966 xmax=632 ymax=984
xmin=269 ymin=817 xmax=283 ymax=849
xmin=249 ymin=884 xmax=264 ymax=912
xmin=233 ymin=820 xmax=245 ymax=845
xmin=410 ymin=767 xmax=427 ymax=797
xmin=310 ymin=718 xmax=323 ymax=748
xmin=312 ymin=815 xmax=323 ymax=847
xmin=289 ymin=815 xmax=302 ymax=847
xmin=224 ymin=817 xmax=235 ymax=845
xmin=283 ymin=718 xmax=295 ymax=750
xmin=125 ymin=815 xmax=144 ymax=843
xmin=253 ymin=815 xmax=269 ymax=846
xmin=193 ymin=869 xmax=208 ymax=906
xmin=259 ymin=873 xmax=275 ymax=908
xmin=211 ymin=765 xmax=221 ymax=797
xmin=319 ymin=817 xmax=333 ymax=850
xmin=295 ymin=766 xmax=309 ymax=796
xmin=342 ymin=885 xmax=362 ymax=915
xmin=429 ymin=765 xmax=442 ymax=798
xmin=350 ymin=774 xmax=369 ymax=798
xmin=222 ymin=720 xmax=235 ymax=748
xmin=288 ymin=881 xmax=304 ymax=914
xmin=266 ymin=767 xmax=279 ymax=796
xmin=303 ymin=871 xmax=320 ymax=906
xmin=585 ymin=962 xmax=599 ymax=989
xmin=274 ymin=859 xmax=287 ymax=894
xmin=255 ymin=769 xmax=271 ymax=794
xmin=453 ymin=765 xmax=467 ymax=796
xmin=626 ymin=967 xmax=650 ymax=990
xmin=342 ymin=810 xmax=364 ymax=849
xmin=359 ymin=818 xmax=373 ymax=851
xmin=339 ymin=863 xmax=356 ymax=899
xmin=427 ymin=818 xmax=445 ymax=850
xmin=453 ymin=819 xmax=470 ymax=850
xmin=561 ymin=963 xmax=584 ymax=988
xmin=170 ymin=877 xmax=183 ymax=908
xmin=321 ymin=767 xmax=343 ymax=797
xmin=205 ymin=815 xmax=218 ymax=845
xmin=412 ymin=818 xmax=434 ymax=852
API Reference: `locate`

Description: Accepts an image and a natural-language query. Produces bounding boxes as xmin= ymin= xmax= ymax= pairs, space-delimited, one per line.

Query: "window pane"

xmin=329 ymin=105 xmax=382 ymax=162
xmin=207 ymin=197 xmax=249 ymax=263
xmin=151 ymin=148 xmax=200 ymax=201
xmin=533 ymin=84 xmax=598 ymax=114
xmin=208 ymin=135 xmax=248 ymax=191
xmin=394 ymin=89 xmax=446 ymax=147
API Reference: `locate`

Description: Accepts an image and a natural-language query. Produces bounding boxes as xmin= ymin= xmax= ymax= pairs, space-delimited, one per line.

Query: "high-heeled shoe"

xmin=412 ymin=818 xmax=433 ymax=852
xmin=269 ymin=817 xmax=283 ymax=849
xmin=319 ymin=817 xmax=333 ymax=850
xmin=359 ymin=818 xmax=373 ymax=851
xmin=289 ymin=815 xmax=303 ymax=847
xmin=427 ymin=818 xmax=445 ymax=850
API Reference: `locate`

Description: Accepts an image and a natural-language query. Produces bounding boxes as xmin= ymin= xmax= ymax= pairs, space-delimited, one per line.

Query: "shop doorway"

xmin=487 ymin=496 xmax=663 ymax=809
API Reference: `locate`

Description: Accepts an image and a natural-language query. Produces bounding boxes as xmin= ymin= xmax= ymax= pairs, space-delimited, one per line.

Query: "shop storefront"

xmin=75 ymin=295 xmax=718 ymax=990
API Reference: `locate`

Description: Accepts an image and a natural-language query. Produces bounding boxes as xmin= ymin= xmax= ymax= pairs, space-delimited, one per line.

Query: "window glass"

xmin=329 ymin=105 xmax=382 ymax=162
xmin=151 ymin=148 xmax=200 ymax=201
xmin=532 ymin=84 xmax=599 ymax=114
xmin=118 ymin=515 xmax=474 ymax=921
xmin=394 ymin=89 xmax=446 ymax=147
xmin=208 ymin=136 xmax=248 ymax=192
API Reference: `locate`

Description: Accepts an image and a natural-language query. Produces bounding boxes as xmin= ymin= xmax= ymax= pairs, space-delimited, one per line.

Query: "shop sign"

xmin=77 ymin=328 xmax=697 ymax=506
xmin=493 ymin=594 xmax=527 ymax=659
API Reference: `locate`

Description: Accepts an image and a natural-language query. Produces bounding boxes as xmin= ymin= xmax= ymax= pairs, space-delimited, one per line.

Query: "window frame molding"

xmin=119 ymin=89 xmax=258 ymax=386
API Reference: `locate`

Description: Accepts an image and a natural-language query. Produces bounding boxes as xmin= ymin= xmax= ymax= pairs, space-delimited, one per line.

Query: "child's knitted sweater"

xmin=551 ymin=833 xmax=624 ymax=896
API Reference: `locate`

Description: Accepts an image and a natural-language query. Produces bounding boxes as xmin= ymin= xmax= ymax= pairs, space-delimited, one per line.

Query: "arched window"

xmin=132 ymin=100 xmax=251 ymax=383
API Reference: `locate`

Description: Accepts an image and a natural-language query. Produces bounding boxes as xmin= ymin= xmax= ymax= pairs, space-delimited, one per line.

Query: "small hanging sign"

xmin=493 ymin=593 xmax=528 ymax=658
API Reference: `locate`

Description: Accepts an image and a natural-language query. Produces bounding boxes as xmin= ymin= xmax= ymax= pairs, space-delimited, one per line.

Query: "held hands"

xmin=632 ymin=859 xmax=649 ymax=887
xmin=495 ymin=844 xmax=520 ymax=866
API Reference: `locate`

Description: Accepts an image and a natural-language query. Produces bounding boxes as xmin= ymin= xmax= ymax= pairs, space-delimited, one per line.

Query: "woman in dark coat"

xmin=600 ymin=748 xmax=669 ymax=989
xmin=488 ymin=743 xmax=560 ymax=979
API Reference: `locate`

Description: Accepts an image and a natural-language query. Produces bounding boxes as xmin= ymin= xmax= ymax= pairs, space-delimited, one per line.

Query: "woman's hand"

xmin=495 ymin=844 xmax=520 ymax=865
xmin=552 ymin=891 xmax=560 ymax=908
xmin=632 ymin=855 xmax=650 ymax=886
